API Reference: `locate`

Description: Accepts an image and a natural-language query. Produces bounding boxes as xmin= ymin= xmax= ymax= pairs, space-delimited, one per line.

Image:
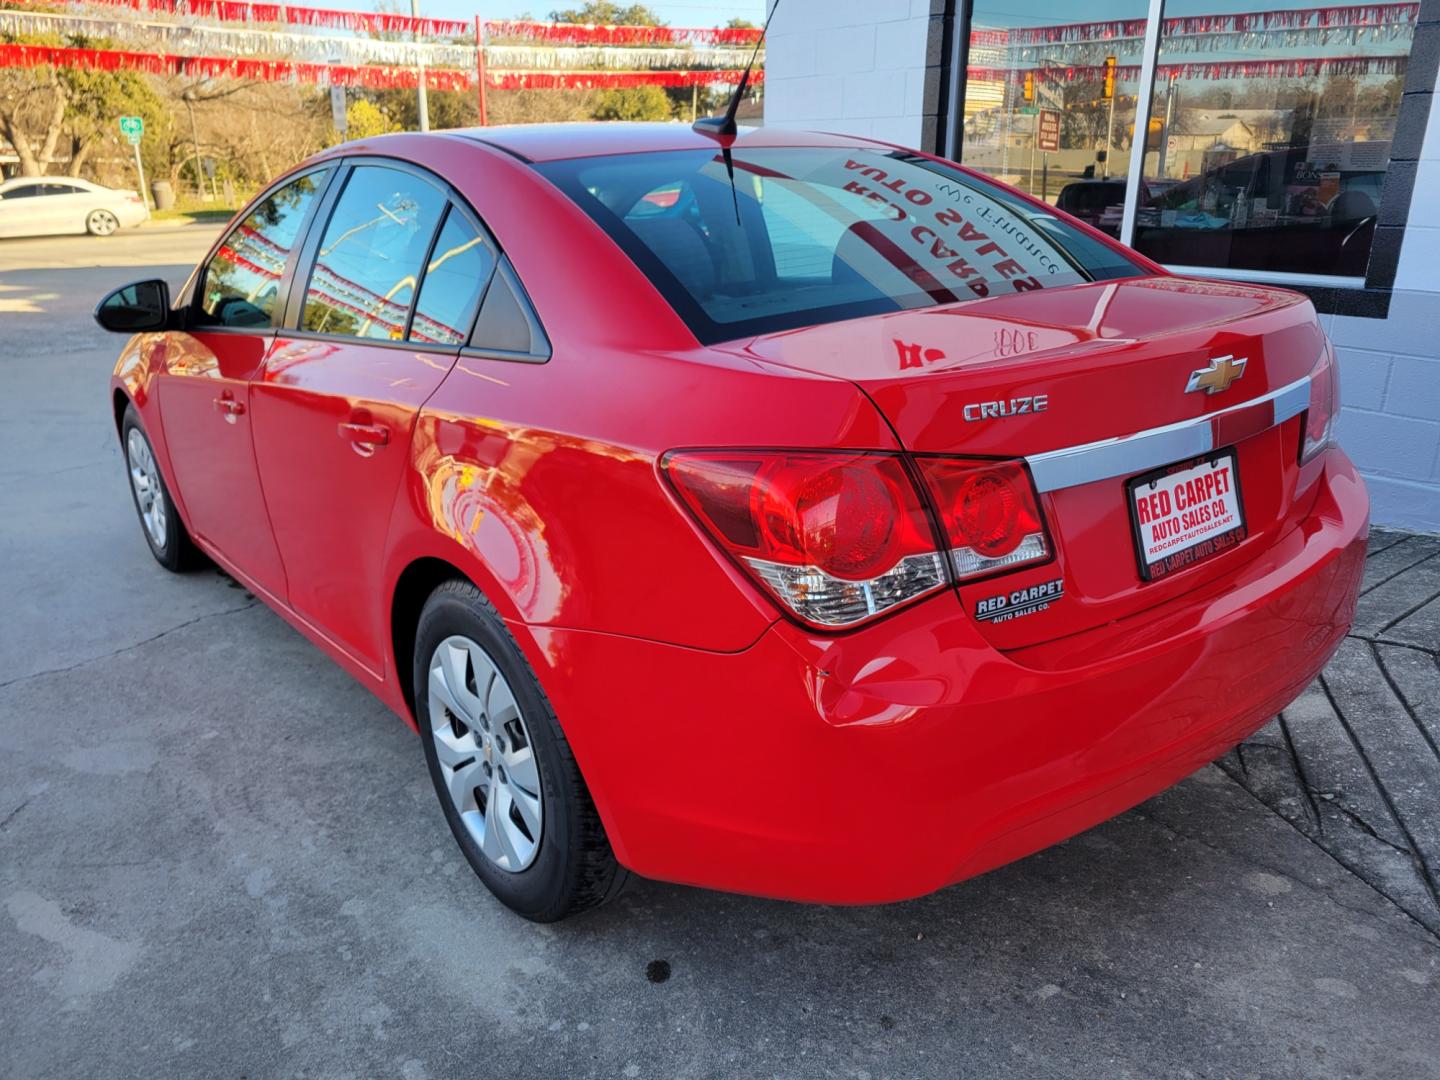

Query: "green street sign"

xmin=118 ymin=115 xmax=144 ymax=144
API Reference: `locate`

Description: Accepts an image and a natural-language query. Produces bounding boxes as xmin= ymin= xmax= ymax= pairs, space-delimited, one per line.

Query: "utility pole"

xmin=182 ymin=90 xmax=205 ymax=199
xmin=474 ymin=16 xmax=490 ymax=126
xmin=1157 ymin=75 xmax=1177 ymax=178
xmin=412 ymin=0 xmax=430 ymax=132
xmin=1102 ymin=55 xmax=1117 ymax=179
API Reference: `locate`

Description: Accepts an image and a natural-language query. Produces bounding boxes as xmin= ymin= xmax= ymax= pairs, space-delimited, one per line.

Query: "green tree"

xmin=593 ymin=84 xmax=673 ymax=121
xmin=546 ymin=2 xmax=671 ymax=123
xmin=726 ymin=18 xmax=757 ymax=29
xmin=58 ymin=51 xmax=167 ymax=178
xmin=345 ymin=98 xmax=401 ymax=139
xmin=372 ymin=88 xmax=478 ymax=132
xmin=548 ymin=2 xmax=662 ymax=25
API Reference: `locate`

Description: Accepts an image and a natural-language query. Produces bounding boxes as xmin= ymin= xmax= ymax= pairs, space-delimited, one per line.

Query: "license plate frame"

xmin=1126 ymin=448 xmax=1247 ymax=582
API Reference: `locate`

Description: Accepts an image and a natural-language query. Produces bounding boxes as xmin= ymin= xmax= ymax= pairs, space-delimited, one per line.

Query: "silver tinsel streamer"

xmin=0 ymin=8 xmax=757 ymax=71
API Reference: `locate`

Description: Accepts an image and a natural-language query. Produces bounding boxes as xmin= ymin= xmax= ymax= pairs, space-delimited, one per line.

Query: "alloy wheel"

xmin=126 ymin=428 xmax=168 ymax=550
xmin=427 ymin=634 xmax=544 ymax=871
xmin=89 ymin=210 xmax=118 ymax=236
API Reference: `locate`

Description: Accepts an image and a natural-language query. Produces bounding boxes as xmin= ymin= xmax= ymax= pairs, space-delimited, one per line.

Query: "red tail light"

xmin=913 ymin=458 xmax=1051 ymax=580
xmin=1301 ymin=344 xmax=1339 ymax=465
xmin=663 ymin=450 xmax=947 ymax=628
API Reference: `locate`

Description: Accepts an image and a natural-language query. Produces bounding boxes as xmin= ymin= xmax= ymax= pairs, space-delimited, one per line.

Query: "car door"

xmin=41 ymin=182 xmax=91 ymax=233
xmin=0 ymin=182 xmax=45 ymax=238
xmin=155 ymin=167 xmax=334 ymax=601
xmin=251 ymin=161 xmax=498 ymax=673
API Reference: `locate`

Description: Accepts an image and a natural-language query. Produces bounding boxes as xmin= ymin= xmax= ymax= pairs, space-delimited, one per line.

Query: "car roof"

xmin=446 ymin=122 xmax=883 ymax=163
xmin=0 ymin=177 xmax=99 ymax=189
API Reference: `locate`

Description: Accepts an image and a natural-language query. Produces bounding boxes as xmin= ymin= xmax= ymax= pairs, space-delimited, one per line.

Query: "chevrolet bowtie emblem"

xmin=1186 ymin=354 xmax=1248 ymax=395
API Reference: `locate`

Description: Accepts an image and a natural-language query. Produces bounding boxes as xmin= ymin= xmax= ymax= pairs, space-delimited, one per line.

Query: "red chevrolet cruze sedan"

xmin=98 ymin=125 xmax=1367 ymax=921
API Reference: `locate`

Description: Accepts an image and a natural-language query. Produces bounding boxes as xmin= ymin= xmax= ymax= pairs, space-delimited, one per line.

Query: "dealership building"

xmin=766 ymin=0 xmax=1440 ymax=531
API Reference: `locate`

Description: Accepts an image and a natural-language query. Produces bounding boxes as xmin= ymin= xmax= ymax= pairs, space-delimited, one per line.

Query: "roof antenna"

xmin=694 ymin=1 xmax=778 ymax=139
xmin=694 ymin=1 xmax=779 ymax=223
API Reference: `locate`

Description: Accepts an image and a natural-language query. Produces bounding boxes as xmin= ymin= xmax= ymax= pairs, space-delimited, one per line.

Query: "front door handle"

xmin=338 ymin=422 xmax=390 ymax=456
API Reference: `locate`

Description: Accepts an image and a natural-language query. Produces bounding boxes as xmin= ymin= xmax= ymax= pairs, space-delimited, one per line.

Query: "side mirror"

xmin=94 ymin=279 xmax=172 ymax=333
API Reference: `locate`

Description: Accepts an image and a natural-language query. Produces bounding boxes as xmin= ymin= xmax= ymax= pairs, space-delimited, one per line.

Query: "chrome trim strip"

xmin=1026 ymin=376 xmax=1311 ymax=493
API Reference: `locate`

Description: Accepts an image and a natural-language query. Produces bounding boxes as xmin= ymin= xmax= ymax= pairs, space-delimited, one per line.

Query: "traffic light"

xmin=1103 ymin=55 xmax=1117 ymax=99
xmin=1023 ymin=71 xmax=1034 ymax=102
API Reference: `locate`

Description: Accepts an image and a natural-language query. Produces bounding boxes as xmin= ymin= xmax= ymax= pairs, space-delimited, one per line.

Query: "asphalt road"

xmin=2 ymin=227 xmax=1438 ymax=1080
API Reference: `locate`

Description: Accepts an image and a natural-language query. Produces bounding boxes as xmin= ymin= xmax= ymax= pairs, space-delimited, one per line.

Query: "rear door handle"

xmin=212 ymin=396 xmax=245 ymax=422
xmin=338 ymin=422 xmax=390 ymax=454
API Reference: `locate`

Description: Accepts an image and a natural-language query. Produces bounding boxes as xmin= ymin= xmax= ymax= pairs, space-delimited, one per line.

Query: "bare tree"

xmin=0 ymin=65 xmax=67 ymax=175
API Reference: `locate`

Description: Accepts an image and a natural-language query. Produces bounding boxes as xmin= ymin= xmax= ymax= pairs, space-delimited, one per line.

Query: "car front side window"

xmin=198 ymin=170 xmax=329 ymax=329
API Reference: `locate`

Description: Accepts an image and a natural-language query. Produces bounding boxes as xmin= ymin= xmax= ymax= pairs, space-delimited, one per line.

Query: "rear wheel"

xmin=122 ymin=406 xmax=201 ymax=571
xmin=87 ymin=209 xmax=119 ymax=236
xmin=415 ymin=580 xmax=626 ymax=921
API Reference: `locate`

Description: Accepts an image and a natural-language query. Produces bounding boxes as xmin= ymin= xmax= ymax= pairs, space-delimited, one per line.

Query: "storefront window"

xmin=961 ymin=0 xmax=1149 ymax=218
xmin=957 ymin=2 xmax=1418 ymax=283
xmin=1131 ymin=1 xmax=1412 ymax=278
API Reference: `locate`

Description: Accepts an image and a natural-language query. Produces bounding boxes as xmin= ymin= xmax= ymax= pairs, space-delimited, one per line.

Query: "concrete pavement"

xmin=1 ymin=232 xmax=1437 ymax=1080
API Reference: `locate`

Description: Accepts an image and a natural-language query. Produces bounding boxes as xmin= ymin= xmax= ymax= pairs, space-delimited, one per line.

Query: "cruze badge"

xmin=962 ymin=394 xmax=1049 ymax=422
xmin=1186 ymin=355 xmax=1248 ymax=395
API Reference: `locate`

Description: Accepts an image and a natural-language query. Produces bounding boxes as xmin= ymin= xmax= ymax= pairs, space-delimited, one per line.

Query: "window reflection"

xmin=956 ymin=2 xmax=1415 ymax=281
xmin=201 ymin=170 xmax=326 ymax=328
xmin=1134 ymin=0 xmax=1413 ymax=277
xmin=961 ymin=0 xmax=1149 ymax=209
xmin=302 ymin=166 xmax=446 ymax=340
xmin=410 ymin=211 xmax=496 ymax=346
xmin=540 ymin=147 xmax=1142 ymax=343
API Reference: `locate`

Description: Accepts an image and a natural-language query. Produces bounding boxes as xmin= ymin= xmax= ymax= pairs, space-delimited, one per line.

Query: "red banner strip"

xmin=482 ymin=20 xmax=762 ymax=46
xmin=966 ymin=54 xmax=1407 ymax=82
xmin=2 ymin=0 xmax=765 ymax=43
xmin=991 ymin=2 xmax=1417 ymax=45
xmin=0 ymin=42 xmax=763 ymax=90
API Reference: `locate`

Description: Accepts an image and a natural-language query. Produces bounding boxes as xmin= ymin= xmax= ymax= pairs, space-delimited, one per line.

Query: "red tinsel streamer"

xmin=488 ymin=68 xmax=759 ymax=89
xmin=0 ymin=42 xmax=763 ymax=90
xmin=966 ymin=54 xmax=1407 ymax=82
xmin=997 ymin=2 xmax=1417 ymax=46
xmin=6 ymin=0 xmax=471 ymax=36
xmin=4 ymin=0 xmax=765 ymax=43
xmin=482 ymin=20 xmax=762 ymax=47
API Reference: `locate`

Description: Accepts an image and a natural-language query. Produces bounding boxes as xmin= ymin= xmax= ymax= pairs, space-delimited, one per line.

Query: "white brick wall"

xmin=764 ymin=0 xmax=933 ymax=145
xmin=1326 ymin=92 xmax=1440 ymax=533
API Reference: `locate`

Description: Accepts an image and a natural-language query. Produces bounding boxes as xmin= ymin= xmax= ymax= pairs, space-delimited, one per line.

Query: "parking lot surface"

xmin=2 ymin=231 xmax=1437 ymax=1079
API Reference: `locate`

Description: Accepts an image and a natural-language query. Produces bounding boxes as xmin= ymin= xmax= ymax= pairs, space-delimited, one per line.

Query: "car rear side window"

xmin=302 ymin=165 xmax=446 ymax=341
xmin=468 ymin=258 xmax=550 ymax=360
xmin=199 ymin=170 xmax=328 ymax=328
xmin=409 ymin=208 xmax=496 ymax=346
xmin=536 ymin=147 xmax=1145 ymax=344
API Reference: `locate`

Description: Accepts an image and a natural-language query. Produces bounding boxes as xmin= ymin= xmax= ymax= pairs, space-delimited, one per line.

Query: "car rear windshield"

xmin=535 ymin=146 xmax=1145 ymax=344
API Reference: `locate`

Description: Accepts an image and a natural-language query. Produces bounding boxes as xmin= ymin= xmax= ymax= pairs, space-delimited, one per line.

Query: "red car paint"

xmin=111 ymin=125 xmax=1367 ymax=903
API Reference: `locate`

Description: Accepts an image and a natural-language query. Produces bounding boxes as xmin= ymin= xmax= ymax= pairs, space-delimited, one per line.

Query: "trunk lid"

xmin=718 ymin=276 xmax=1324 ymax=648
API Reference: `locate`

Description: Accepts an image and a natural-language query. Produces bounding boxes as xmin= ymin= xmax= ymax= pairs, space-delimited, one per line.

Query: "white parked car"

xmin=0 ymin=177 xmax=148 ymax=238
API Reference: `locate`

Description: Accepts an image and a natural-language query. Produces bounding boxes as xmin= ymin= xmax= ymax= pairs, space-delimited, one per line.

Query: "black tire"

xmin=121 ymin=405 xmax=203 ymax=572
xmin=415 ymin=579 xmax=627 ymax=921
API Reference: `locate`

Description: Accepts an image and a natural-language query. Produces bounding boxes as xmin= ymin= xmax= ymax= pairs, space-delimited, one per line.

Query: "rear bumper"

xmin=116 ymin=203 xmax=149 ymax=229
xmin=528 ymin=449 xmax=1367 ymax=903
